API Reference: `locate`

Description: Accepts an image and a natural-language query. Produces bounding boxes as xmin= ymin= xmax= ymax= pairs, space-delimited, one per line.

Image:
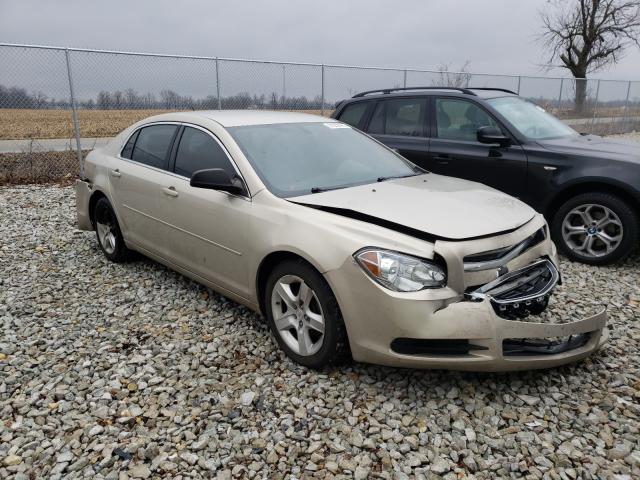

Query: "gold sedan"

xmin=76 ymin=111 xmax=607 ymax=370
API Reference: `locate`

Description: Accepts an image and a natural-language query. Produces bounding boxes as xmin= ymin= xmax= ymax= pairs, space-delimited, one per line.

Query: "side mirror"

xmin=477 ymin=126 xmax=511 ymax=147
xmin=190 ymin=168 xmax=244 ymax=195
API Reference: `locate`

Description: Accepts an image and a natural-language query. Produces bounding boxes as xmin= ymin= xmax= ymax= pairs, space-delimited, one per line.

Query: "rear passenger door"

xmin=427 ymin=97 xmax=527 ymax=198
xmin=111 ymin=123 xmax=180 ymax=258
xmin=364 ymin=97 xmax=430 ymax=169
xmin=162 ymin=126 xmax=252 ymax=299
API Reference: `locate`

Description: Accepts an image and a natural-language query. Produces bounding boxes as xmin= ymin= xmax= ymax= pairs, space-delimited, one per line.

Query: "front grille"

xmin=503 ymin=333 xmax=591 ymax=356
xmin=463 ymin=227 xmax=546 ymax=272
xmin=390 ymin=338 xmax=488 ymax=356
xmin=466 ymin=259 xmax=559 ymax=319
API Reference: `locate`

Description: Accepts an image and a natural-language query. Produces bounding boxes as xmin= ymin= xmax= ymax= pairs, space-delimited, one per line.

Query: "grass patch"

xmin=0 ymin=150 xmax=86 ymax=185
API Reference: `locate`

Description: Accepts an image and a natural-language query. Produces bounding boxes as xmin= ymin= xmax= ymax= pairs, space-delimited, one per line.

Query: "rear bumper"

xmin=75 ymin=179 xmax=93 ymax=231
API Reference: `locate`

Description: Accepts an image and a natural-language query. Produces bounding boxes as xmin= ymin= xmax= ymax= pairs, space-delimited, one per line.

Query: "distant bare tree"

xmin=431 ymin=61 xmax=472 ymax=88
xmin=540 ymin=0 xmax=640 ymax=112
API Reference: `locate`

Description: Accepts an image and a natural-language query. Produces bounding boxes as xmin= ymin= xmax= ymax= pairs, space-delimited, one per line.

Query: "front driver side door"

xmin=427 ymin=97 xmax=527 ymax=199
xmin=161 ymin=125 xmax=252 ymax=299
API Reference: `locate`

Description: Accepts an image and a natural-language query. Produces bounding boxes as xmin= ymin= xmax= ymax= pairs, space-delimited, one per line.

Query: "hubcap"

xmin=270 ymin=275 xmax=325 ymax=356
xmin=96 ymin=215 xmax=117 ymax=255
xmin=561 ymin=203 xmax=623 ymax=258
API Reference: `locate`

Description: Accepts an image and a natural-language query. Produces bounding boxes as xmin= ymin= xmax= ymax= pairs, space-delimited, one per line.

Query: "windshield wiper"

xmin=310 ymin=185 xmax=348 ymax=194
xmin=376 ymin=173 xmax=420 ymax=182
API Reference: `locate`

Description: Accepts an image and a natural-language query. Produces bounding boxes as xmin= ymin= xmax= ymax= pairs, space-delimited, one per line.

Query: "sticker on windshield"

xmin=324 ymin=122 xmax=351 ymax=129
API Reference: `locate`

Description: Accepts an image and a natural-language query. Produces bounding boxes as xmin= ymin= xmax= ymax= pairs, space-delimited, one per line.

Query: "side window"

xmin=338 ymin=102 xmax=369 ymax=128
xmin=174 ymin=127 xmax=236 ymax=179
xmin=368 ymin=101 xmax=384 ymax=134
xmin=121 ymin=130 xmax=139 ymax=159
xmin=131 ymin=124 xmax=178 ymax=169
xmin=436 ymin=98 xmax=498 ymax=141
xmin=366 ymin=98 xmax=426 ymax=137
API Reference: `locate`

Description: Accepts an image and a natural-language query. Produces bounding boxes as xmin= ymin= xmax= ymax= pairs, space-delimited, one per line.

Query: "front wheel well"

xmin=255 ymin=251 xmax=319 ymax=317
xmin=88 ymin=190 xmax=108 ymax=227
xmin=545 ymin=183 xmax=640 ymax=221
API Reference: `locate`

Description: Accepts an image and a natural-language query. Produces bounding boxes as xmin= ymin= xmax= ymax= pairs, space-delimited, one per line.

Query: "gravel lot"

xmin=1 ymin=186 xmax=639 ymax=480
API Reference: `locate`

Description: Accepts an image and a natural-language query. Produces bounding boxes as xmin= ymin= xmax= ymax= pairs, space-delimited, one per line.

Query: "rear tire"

xmin=264 ymin=259 xmax=349 ymax=369
xmin=94 ymin=197 xmax=134 ymax=263
xmin=551 ymin=192 xmax=638 ymax=265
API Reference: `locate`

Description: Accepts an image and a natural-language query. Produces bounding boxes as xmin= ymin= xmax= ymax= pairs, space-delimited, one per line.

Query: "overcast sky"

xmin=1 ymin=0 xmax=639 ymax=80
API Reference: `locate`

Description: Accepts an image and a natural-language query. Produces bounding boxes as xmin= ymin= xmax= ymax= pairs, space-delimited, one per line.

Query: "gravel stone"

xmin=1 ymin=181 xmax=639 ymax=479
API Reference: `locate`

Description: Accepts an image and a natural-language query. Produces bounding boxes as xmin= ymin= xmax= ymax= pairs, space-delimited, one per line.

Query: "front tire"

xmin=264 ymin=259 xmax=349 ymax=369
xmin=551 ymin=192 xmax=638 ymax=265
xmin=94 ymin=197 xmax=134 ymax=263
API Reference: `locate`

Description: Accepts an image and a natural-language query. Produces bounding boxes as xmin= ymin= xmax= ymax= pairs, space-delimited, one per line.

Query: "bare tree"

xmin=540 ymin=0 xmax=640 ymax=112
xmin=431 ymin=61 xmax=472 ymax=88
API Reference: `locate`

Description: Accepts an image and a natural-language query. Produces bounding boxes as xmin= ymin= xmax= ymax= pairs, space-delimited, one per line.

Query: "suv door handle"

xmin=162 ymin=186 xmax=179 ymax=198
xmin=110 ymin=169 xmax=121 ymax=178
xmin=433 ymin=155 xmax=450 ymax=165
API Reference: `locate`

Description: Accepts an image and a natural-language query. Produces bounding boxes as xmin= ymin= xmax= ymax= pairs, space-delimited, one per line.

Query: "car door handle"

xmin=162 ymin=186 xmax=179 ymax=197
xmin=110 ymin=169 xmax=121 ymax=178
xmin=433 ymin=155 xmax=450 ymax=165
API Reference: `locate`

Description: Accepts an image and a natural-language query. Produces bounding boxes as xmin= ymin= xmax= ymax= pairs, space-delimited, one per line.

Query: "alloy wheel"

xmin=270 ymin=274 xmax=325 ymax=356
xmin=561 ymin=203 xmax=623 ymax=258
xmin=96 ymin=212 xmax=117 ymax=255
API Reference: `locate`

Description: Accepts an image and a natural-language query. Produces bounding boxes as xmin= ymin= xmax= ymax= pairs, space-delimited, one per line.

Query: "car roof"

xmin=144 ymin=110 xmax=335 ymax=127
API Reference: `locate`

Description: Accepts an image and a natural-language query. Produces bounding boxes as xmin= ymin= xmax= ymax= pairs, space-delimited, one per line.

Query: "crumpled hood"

xmin=539 ymin=134 xmax=640 ymax=164
xmin=289 ymin=174 xmax=536 ymax=240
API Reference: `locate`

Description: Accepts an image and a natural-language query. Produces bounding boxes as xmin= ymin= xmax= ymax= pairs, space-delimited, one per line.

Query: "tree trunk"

xmin=574 ymin=78 xmax=588 ymax=114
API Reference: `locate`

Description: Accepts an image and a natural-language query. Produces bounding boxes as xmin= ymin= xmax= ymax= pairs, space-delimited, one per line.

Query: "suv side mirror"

xmin=190 ymin=168 xmax=244 ymax=195
xmin=477 ymin=126 xmax=511 ymax=147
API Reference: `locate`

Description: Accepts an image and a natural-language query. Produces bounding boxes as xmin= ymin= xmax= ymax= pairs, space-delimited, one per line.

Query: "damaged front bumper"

xmin=327 ymin=216 xmax=608 ymax=371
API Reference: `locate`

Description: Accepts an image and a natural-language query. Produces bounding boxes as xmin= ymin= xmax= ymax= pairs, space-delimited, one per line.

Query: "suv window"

xmin=338 ymin=102 xmax=369 ymax=128
xmin=174 ymin=127 xmax=236 ymax=179
xmin=367 ymin=98 xmax=426 ymax=137
xmin=436 ymin=98 xmax=498 ymax=141
xmin=131 ymin=124 xmax=178 ymax=169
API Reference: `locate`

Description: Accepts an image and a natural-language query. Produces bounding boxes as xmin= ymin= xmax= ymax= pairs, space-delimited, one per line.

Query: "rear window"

xmin=338 ymin=102 xmax=369 ymax=128
xmin=131 ymin=124 xmax=178 ymax=170
xmin=367 ymin=98 xmax=426 ymax=137
xmin=121 ymin=130 xmax=139 ymax=159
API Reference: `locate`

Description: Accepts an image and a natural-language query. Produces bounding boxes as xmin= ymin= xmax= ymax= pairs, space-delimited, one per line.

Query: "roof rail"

xmin=467 ymin=87 xmax=518 ymax=95
xmin=352 ymin=86 xmax=477 ymax=98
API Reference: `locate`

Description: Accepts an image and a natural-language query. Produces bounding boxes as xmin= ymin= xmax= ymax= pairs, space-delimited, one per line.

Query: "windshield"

xmin=487 ymin=96 xmax=577 ymax=140
xmin=228 ymin=122 xmax=420 ymax=197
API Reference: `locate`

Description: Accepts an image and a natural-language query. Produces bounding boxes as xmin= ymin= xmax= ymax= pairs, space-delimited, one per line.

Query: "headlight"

xmin=354 ymin=248 xmax=446 ymax=292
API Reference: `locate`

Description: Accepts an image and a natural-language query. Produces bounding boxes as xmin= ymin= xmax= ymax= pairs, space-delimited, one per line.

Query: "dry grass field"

xmin=0 ymin=109 xmax=331 ymax=140
xmin=0 ymin=109 xmax=172 ymax=140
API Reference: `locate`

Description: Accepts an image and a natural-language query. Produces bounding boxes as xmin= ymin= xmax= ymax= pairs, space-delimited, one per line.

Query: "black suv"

xmin=332 ymin=87 xmax=640 ymax=265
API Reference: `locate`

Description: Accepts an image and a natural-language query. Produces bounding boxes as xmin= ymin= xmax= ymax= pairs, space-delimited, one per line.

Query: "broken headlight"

xmin=354 ymin=248 xmax=446 ymax=292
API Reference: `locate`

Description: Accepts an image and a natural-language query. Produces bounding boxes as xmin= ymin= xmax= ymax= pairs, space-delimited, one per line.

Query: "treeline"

xmin=0 ymin=85 xmax=325 ymax=110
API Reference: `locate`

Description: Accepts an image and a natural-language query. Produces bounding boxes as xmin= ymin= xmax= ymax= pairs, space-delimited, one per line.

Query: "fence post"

xmin=403 ymin=69 xmax=407 ymax=88
xmin=557 ymin=78 xmax=564 ymax=114
xmin=321 ymin=64 xmax=325 ymax=116
xmin=65 ymin=49 xmax=84 ymax=178
xmin=621 ymin=80 xmax=632 ymax=133
xmin=516 ymin=76 xmax=521 ymax=94
xmin=282 ymin=64 xmax=286 ymax=108
xmin=215 ymin=57 xmax=221 ymax=110
xmin=590 ymin=79 xmax=601 ymax=134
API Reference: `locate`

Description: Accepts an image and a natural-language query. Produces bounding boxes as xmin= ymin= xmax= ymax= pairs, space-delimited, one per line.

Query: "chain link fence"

xmin=1 ymin=42 xmax=639 ymax=184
